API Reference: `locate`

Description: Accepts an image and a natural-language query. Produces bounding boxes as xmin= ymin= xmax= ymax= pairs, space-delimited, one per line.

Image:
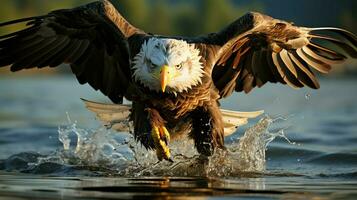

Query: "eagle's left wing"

xmin=0 ymin=0 xmax=146 ymax=104
xmin=201 ymin=12 xmax=357 ymax=98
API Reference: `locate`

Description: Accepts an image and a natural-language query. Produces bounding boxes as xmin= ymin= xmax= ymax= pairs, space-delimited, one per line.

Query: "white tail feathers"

xmin=81 ymin=98 xmax=264 ymax=136
xmin=220 ymin=109 xmax=264 ymax=136
xmin=81 ymin=98 xmax=132 ymax=132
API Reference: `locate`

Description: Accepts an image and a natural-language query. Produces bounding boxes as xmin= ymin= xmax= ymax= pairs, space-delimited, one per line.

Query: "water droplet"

xmin=305 ymin=93 xmax=311 ymax=100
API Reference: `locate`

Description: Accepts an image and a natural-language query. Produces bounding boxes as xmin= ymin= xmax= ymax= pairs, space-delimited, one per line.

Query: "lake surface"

xmin=0 ymin=75 xmax=357 ymax=199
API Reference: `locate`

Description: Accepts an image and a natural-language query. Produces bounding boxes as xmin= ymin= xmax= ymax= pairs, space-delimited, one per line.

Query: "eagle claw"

xmin=151 ymin=125 xmax=172 ymax=162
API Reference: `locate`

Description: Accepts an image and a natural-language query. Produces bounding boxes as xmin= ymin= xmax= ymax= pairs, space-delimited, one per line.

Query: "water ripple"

xmin=306 ymin=153 xmax=357 ymax=165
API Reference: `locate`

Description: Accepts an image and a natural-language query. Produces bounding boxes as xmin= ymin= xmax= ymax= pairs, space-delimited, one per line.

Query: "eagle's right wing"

xmin=197 ymin=12 xmax=357 ymax=98
xmin=0 ymin=0 xmax=146 ymax=103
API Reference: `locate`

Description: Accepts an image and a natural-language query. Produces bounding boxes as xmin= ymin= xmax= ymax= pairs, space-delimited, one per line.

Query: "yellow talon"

xmin=151 ymin=125 xmax=172 ymax=162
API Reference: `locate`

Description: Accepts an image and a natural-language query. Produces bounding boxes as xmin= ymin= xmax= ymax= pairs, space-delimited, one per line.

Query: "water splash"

xmin=305 ymin=93 xmax=311 ymax=100
xmin=56 ymin=113 xmax=134 ymax=169
xmin=48 ymin=114 xmax=294 ymax=177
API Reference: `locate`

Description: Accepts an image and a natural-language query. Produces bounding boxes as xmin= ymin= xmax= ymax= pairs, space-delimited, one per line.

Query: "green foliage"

xmin=0 ymin=0 xmax=91 ymax=34
xmin=0 ymin=0 xmax=264 ymax=36
xmin=117 ymin=0 xmax=264 ymax=36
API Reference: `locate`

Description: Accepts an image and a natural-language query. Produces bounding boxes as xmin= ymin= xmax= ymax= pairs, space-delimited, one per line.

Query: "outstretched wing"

xmin=0 ymin=0 xmax=145 ymax=103
xmin=203 ymin=12 xmax=357 ymax=97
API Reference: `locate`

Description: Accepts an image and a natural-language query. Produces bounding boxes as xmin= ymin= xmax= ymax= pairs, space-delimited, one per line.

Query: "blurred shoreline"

xmin=1 ymin=61 xmax=357 ymax=78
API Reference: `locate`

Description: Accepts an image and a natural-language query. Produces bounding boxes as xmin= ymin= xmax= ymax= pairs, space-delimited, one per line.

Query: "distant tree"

xmin=197 ymin=0 xmax=264 ymax=34
xmin=147 ymin=0 xmax=172 ymax=35
xmin=0 ymin=0 xmax=92 ymax=34
xmin=111 ymin=0 xmax=148 ymax=30
xmin=171 ymin=4 xmax=199 ymax=36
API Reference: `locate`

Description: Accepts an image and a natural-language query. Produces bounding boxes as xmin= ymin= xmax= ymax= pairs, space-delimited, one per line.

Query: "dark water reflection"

xmin=0 ymin=76 xmax=357 ymax=199
xmin=2 ymin=173 xmax=357 ymax=200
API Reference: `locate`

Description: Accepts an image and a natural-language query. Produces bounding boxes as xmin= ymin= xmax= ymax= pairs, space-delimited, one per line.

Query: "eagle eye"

xmin=175 ymin=63 xmax=183 ymax=70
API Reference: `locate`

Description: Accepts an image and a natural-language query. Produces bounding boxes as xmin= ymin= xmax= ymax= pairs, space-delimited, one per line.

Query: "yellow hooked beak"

xmin=160 ymin=65 xmax=173 ymax=92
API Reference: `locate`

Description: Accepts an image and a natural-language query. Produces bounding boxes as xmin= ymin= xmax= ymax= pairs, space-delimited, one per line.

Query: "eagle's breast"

xmin=150 ymin=74 xmax=218 ymax=121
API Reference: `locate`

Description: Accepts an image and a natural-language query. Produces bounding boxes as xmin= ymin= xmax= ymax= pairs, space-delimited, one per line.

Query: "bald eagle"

xmin=1 ymin=0 xmax=356 ymax=161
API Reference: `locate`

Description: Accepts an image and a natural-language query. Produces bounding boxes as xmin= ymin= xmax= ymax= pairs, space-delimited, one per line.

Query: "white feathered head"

xmin=132 ymin=38 xmax=204 ymax=93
